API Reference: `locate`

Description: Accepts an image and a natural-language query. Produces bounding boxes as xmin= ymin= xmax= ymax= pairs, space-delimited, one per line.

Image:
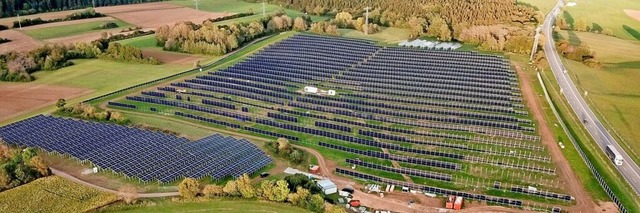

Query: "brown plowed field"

xmin=0 ymin=9 xmax=86 ymax=27
xmin=624 ymin=9 xmax=640 ymax=22
xmin=141 ymin=49 xmax=204 ymax=65
xmin=0 ymin=83 xmax=92 ymax=122
xmin=0 ymin=29 xmax=43 ymax=54
xmin=95 ymin=2 xmax=230 ymax=28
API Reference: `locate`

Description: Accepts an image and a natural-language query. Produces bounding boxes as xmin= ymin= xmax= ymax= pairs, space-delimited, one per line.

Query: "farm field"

xmin=0 ymin=29 xmax=43 ymax=54
xmin=95 ymin=2 xmax=230 ymax=28
xmin=0 ymin=8 xmax=86 ymax=27
xmin=0 ymin=83 xmax=91 ymax=123
xmin=560 ymin=0 xmax=640 ymax=41
xmin=24 ymin=19 xmax=131 ymax=40
xmin=555 ymin=30 xmax=640 ymax=164
xmin=104 ymin=199 xmax=309 ymax=213
xmin=104 ymin=33 xmax=588 ymax=211
xmin=0 ymin=176 xmax=119 ymax=213
xmin=0 ymin=59 xmax=189 ymax=126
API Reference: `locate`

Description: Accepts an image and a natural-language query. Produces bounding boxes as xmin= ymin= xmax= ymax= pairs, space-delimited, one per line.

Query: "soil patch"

xmin=0 ymin=29 xmax=43 ymax=54
xmin=0 ymin=83 xmax=92 ymax=122
xmin=142 ymin=49 xmax=205 ymax=65
xmin=95 ymin=2 xmax=231 ymax=28
xmin=43 ymin=28 xmax=139 ymax=45
xmin=624 ymin=9 xmax=640 ymax=22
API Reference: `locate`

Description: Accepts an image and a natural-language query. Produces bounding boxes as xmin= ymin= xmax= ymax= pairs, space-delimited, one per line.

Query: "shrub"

xmin=178 ymin=178 xmax=200 ymax=199
xmin=0 ymin=25 xmax=8 ymax=31
xmin=97 ymin=22 xmax=119 ymax=30
xmin=202 ymin=184 xmax=224 ymax=197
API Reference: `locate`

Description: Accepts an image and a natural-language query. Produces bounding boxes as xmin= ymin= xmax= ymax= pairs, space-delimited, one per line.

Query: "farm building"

xmin=317 ymin=179 xmax=338 ymax=195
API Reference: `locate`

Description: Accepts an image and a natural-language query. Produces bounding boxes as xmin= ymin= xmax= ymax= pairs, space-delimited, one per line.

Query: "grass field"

xmin=0 ymin=176 xmax=119 ymax=212
xmin=560 ymin=0 xmax=640 ymax=41
xmin=339 ymin=27 xmax=411 ymax=43
xmin=169 ymin=0 xmax=328 ymax=23
xmin=0 ymin=59 xmax=189 ymax=126
xmin=103 ymin=199 xmax=308 ymax=213
xmin=24 ymin=19 xmax=131 ymax=40
xmin=555 ymin=30 xmax=640 ymax=164
xmin=118 ymin=34 xmax=158 ymax=49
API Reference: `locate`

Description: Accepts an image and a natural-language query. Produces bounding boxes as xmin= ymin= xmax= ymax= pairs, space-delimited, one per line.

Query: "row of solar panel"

xmin=175 ymin=112 xmax=241 ymax=129
xmin=319 ymin=142 xmax=460 ymax=170
xmin=126 ymin=96 xmax=252 ymax=122
xmin=267 ymin=112 xmax=298 ymax=123
xmin=314 ymin=121 xmax=351 ymax=133
xmin=243 ymin=126 xmax=299 ymax=141
xmin=345 ymin=159 xmax=452 ymax=182
xmin=342 ymin=93 xmax=520 ymax=114
xmin=107 ymin=102 xmax=136 ymax=109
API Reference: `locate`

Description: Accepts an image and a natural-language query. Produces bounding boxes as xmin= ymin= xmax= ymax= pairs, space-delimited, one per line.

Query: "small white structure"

xmin=339 ymin=190 xmax=350 ymax=197
xmin=317 ymin=179 xmax=338 ymax=195
xmin=527 ymin=186 xmax=538 ymax=193
xmin=304 ymin=86 xmax=319 ymax=94
xmin=327 ymin=90 xmax=336 ymax=96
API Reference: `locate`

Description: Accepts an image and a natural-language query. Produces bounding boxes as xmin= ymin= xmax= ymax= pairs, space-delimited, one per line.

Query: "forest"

xmin=0 ymin=0 xmax=161 ymax=17
xmin=260 ymin=0 xmax=544 ymax=54
xmin=156 ymin=13 xmax=311 ymax=55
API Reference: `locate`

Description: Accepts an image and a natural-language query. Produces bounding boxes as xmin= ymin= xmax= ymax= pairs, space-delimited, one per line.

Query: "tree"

xmin=223 ymin=179 xmax=240 ymax=196
xmin=0 ymin=141 xmax=12 ymax=160
xmin=602 ymin=28 xmax=613 ymax=36
xmin=325 ymin=24 xmax=340 ymax=36
xmin=277 ymin=138 xmax=290 ymax=150
xmin=203 ymin=184 xmax=224 ymax=197
xmin=555 ymin=17 xmax=568 ymax=30
xmin=574 ymin=18 xmax=588 ymax=31
xmin=307 ymin=194 xmax=325 ymax=212
xmin=0 ymin=167 xmax=9 ymax=189
xmin=259 ymin=180 xmax=276 ymax=201
xmin=236 ymin=174 xmax=256 ymax=198
xmin=119 ymin=185 xmax=139 ymax=204
xmin=335 ymin=12 xmax=353 ymax=28
xmin=426 ymin=16 xmax=445 ymax=37
xmin=28 ymin=156 xmax=49 ymax=176
xmin=407 ymin=17 xmax=427 ymax=38
xmin=55 ymin=99 xmax=66 ymax=109
xmin=293 ymin=17 xmax=308 ymax=31
xmin=21 ymin=148 xmax=37 ymax=162
xmin=287 ymin=187 xmax=310 ymax=207
xmin=273 ymin=180 xmax=290 ymax=202
xmin=324 ymin=204 xmax=346 ymax=213
xmin=438 ymin=24 xmax=452 ymax=41
xmin=178 ymin=178 xmax=200 ymax=199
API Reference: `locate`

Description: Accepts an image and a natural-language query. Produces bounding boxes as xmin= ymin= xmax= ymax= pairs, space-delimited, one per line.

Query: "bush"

xmin=96 ymin=22 xmax=119 ymax=30
xmin=178 ymin=178 xmax=200 ymax=199
xmin=265 ymin=138 xmax=307 ymax=165
xmin=0 ymin=141 xmax=50 ymax=192
xmin=0 ymin=38 xmax=10 ymax=44
xmin=0 ymin=25 xmax=8 ymax=31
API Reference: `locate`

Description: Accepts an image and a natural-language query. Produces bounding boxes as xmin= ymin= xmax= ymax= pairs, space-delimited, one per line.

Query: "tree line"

xmin=12 ymin=8 xmax=103 ymax=28
xmin=178 ymin=173 xmax=344 ymax=213
xmin=0 ymin=33 xmax=159 ymax=82
xmin=0 ymin=0 xmax=162 ymax=18
xmin=155 ymin=13 xmax=311 ymax=56
xmin=265 ymin=138 xmax=307 ymax=165
xmin=0 ymin=142 xmax=50 ymax=191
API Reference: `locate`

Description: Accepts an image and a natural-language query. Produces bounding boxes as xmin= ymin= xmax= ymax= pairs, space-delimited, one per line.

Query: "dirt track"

xmin=514 ymin=64 xmax=595 ymax=212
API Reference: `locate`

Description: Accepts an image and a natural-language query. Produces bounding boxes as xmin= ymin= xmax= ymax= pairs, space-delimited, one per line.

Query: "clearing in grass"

xmin=0 ymin=176 xmax=119 ymax=213
xmin=24 ymin=19 xmax=131 ymax=40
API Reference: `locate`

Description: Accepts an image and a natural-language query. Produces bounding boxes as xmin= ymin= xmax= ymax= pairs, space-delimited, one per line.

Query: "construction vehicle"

xmin=445 ymin=195 xmax=455 ymax=209
xmin=454 ymin=196 xmax=463 ymax=210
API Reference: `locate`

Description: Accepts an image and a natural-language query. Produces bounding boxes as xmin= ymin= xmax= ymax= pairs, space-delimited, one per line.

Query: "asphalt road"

xmin=542 ymin=1 xmax=640 ymax=195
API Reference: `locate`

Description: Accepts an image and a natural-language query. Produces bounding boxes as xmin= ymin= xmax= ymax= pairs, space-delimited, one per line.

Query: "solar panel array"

xmin=0 ymin=115 xmax=271 ymax=183
xmin=107 ymin=34 xmax=565 ymax=205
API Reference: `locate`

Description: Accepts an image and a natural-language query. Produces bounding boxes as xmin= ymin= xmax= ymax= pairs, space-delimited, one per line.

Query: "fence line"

xmin=537 ymin=72 xmax=628 ymax=213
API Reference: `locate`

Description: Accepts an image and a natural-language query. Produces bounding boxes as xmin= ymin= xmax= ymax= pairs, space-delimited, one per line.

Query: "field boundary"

xmin=81 ymin=35 xmax=275 ymax=104
xmin=537 ymin=72 xmax=628 ymax=213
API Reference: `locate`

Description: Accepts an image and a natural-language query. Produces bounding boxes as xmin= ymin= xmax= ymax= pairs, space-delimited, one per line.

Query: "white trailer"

xmin=606 ymin=145 xmax=624 ymax=166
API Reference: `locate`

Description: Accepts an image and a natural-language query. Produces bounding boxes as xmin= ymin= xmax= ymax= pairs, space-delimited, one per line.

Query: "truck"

xmin=606 ymin=145 xmax=624 ymax=166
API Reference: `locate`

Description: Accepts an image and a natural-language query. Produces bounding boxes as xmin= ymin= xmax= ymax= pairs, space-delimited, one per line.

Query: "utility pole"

xmin=262 ymin=1 xmax=266 ymax=17
xmin=194 ymin=0 xmax=200 ymax=11
xmin=364 ymin=6 xmax=371 ymax=35
xmin=17 ymin=14 xmax=21 ymax=30
xmin=530 ymin=25 xmax=541 ymax=61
